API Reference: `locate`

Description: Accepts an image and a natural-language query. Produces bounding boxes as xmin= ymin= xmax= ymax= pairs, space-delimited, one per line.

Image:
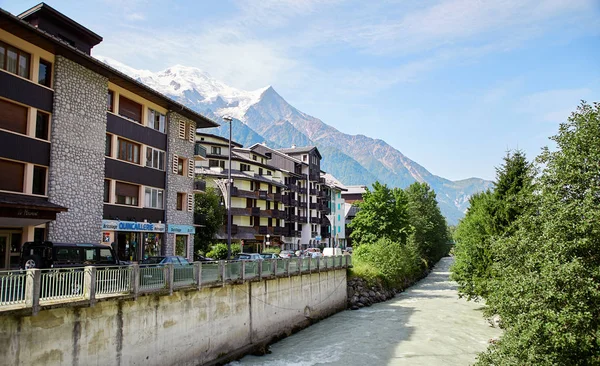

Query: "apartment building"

xmin=321 ymin=173 xmax=347 ymax=248
xmin=195 ymin=134 xmax=287 ymax=252
xmin=0 ymin=3 xmax=217 ymax=268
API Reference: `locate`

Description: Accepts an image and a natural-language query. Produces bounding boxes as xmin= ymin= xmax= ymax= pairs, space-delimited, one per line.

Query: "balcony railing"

xmin=310 ymin=188 xmax=317 ymax=195
xmin=298 ymin=216 xmax=307 ymax=223
xmin=309 ymin=202 xmax=317 ymax=210
xmin=310 ymin=217 xmax=320 ymax=224
xmin=194 ymin=143 xmax=207 ymax=158
xmin=251 ymin=207 xmax=260 ymax=216
xmin=0 ymin=258 xmax=353 ymax=312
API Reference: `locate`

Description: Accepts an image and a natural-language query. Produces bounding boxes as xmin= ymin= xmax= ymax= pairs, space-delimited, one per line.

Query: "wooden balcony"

xmin=298 ymin=216 xmax=307 ymax=223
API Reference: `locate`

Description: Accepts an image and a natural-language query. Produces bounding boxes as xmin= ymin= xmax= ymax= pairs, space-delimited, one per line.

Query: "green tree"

xmin=478 ymin=102 xmax=600 ymax=365
xmin=349 ymin=182 xmax=410 ymax=245
xmin=405 ymin=182 xmax=450 ymax=266
xmin=451 ymin=150 xmax=534 ymax=300
xmin=194 ymin=186 xmax=226 ymax=254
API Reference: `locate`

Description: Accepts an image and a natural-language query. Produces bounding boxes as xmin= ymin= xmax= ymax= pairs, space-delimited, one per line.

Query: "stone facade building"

xmin=0 ymin=3 xmax=217 ymax=268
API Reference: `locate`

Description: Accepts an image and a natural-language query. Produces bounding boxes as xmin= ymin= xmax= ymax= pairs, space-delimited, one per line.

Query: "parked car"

xmin=234 ymin=253 xmax=263 ymax=261
xmin=260 ymin=253 xmax=278 ymax=259
xmin=20 ymin=241 xmax=120 ymax=269
xmin=141 ymin=256 xmax=191 ymax=265
xmin=193 ymin=253 xmax=214 ymax=262
xmin=279 ymin=250 xmax=296 ymax=258
xmin=323 ymin=247 xmax=343 ymax=257
xmin=346 ymin=247 xmax=353 ymax=254
xmin=310 ymin=252 xmax=323 ymax=258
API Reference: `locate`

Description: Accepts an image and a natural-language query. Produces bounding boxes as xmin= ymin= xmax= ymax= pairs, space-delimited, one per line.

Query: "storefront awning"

xmin=0 ymin=192 xmax=67 ymax=226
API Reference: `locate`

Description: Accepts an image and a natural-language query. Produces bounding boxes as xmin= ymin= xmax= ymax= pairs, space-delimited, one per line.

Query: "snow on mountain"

xmin=95 ymin=56 xmax=269 ymax=120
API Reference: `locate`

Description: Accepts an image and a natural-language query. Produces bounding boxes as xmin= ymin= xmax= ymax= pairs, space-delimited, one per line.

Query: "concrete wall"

xmin=0 ymin=270 xmax=347 ymax=366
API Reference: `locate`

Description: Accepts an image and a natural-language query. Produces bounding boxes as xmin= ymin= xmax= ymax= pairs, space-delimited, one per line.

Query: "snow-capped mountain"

xmin=97 ymin=56 xmax=492 ymax=224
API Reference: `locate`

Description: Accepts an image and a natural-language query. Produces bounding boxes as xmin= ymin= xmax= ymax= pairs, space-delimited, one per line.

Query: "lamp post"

xmin=265 ymin=234 xmax=270 ymax=253
xmin=223 ymin=116 xmax=233 ymax=260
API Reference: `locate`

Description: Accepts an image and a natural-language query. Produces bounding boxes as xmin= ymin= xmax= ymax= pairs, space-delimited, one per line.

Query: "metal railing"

xmin=0 ymin=256 xmax=351 ymax=313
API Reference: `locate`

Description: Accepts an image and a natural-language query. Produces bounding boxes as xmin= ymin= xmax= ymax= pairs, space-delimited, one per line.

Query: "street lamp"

xmin=223 ymin=115 xmax=233 ymax=260
xmin=265 ymin=234 xmax=270 ymax=252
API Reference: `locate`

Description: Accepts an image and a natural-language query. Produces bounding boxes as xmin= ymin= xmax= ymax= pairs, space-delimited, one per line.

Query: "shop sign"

xmin=101 ymin=220 xmax=166 ymax=233
xmin=167 ymin=224 xmax=196 ymax=234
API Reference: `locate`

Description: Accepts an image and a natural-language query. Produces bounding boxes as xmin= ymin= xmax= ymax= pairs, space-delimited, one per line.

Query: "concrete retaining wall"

xmin=0 ymin=269 xmax=347 ymax=366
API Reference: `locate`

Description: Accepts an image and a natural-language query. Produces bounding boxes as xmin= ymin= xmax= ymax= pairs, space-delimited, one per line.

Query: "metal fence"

xmin=0 ymin=256 xmax=351 ymax=313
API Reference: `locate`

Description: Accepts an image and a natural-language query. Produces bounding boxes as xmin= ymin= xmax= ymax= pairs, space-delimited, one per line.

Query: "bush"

xmin=206 ymin=243 xmax=241 ymax=260
xmin=353 ymin=237 xmax=424 ymax=288
xmin=262 ymin=247 xmax=280 ymax=255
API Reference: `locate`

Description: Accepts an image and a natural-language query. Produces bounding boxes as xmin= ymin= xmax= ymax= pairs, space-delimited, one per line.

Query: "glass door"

xmin=0 ymin=235 xmax=8 ymax=270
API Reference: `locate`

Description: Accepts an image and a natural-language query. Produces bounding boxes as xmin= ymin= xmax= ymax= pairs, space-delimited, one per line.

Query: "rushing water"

xmin=230 ymin=257 xmax=501 ymax=366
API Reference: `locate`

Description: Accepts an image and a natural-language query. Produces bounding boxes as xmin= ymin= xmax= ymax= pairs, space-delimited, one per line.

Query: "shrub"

xmin=206 ymin=243 xmax=241 ymax=260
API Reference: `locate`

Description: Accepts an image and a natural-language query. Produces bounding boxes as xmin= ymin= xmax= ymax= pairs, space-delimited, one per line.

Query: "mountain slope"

xmin=97 ymin=56 xmax=492 ymax=224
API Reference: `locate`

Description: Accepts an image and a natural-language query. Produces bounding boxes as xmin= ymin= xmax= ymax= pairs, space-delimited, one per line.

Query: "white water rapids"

xmin=230 ymin=257 xmax=501 ymax=366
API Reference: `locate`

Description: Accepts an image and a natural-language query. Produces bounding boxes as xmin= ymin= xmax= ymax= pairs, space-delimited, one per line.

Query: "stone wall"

xmin=0 ymin=270 xmax=347 ymax=366
xmin=47 ymin=56 xmax=107 ymax=243
xmin=165 ymin=112 xmax=195 ymax=257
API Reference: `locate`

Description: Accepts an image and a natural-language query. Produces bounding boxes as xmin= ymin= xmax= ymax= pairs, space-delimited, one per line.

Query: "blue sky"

xmin=2 ymin=0 xmax=599 ymax=181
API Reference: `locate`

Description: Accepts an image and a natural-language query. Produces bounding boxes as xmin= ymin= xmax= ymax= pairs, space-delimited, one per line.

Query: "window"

xmin=252 ymin=155 xmax=257 ymax=161
xmin=211 ymin=146 xmax=221 ymax=155
xmin=145 ymin=147 xmax=165 ymax=170
xmin=0 ymin=159 xmax=24 ymax=192
xmin=303 ymin=155 xmax=307 ymax=162
xmin=147 ymin=108 xmax=165 ymax=133
xmin=115 ymin=182 xmax=139 ymax=206
xmin=107 ymin=90 xmax=114 ymax=112
xmin=105 ymin=134 xmax=112 ymax=157
xmin=32 ymin=166 xmax=47 ymax=195
xmin=338 ymin=203 xmax=341 ymax=210
xmin=266 ymin=170 xmax=272 ymax=176
xmin=259 ymin=168 xmax=263 ymax=176
xmin=240 ymin=163 xmax=250 ymax=171
xmin=118 ymin=96 xmax=142 ymax=123
xmin=117 ymin=138 xmax=140 ymax=164
xmin=38 ymin=59 xmax=52 ymax=87
xmin=144 ymin=187 xmax=164 ymax=209
xmin=209 ymin=159 xmax=224 ymax=168
xmin=35 ymin=112 xmax=49 ymax=140
xmin=177 ymin=157 xmax=185 ymax=176
xmin=0 ymin=99 xmax=27 ymax=135
xmin=178 ymin=120 xmax=186 ymax=139
xmin=104 ymin=180 xmax=110 ymax=203
xmin=177 ymin=192 xmax=185 ymax=211
xmin=0 ymin=41 xmax=30 ymax=78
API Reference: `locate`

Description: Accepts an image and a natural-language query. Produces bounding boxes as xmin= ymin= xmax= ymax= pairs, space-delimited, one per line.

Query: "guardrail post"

xmin=317 ymin=257 xmax=321 ymax=272
xmin=285 ymin=258 xmax=290 ymax=276
xmin=25 ymin=269 xmax=40 ymax=315
xmin=219 ymin=261 xmax=225 ymax=285
xmin=258 ymin=260 xmax=263 ymax=280
xmin=308 ymin=257 xmax=312 ymax=273
xmin=297 ymin=257 xmax=302 ymax=274
xmin=271 ymin=259 xmax=277 ymax=276
xmin=194 ymin=262 xmax=202 ymax=290
xmin=241 ymin=261 xmax=246 ymax=281
xmin=130 ymin=264 xmax=140 ymax=298
xmin=84 ymin=266 xmax=96 ymax=306
xmin=345 ymin=255 xmax=349 ymax=268
xmin=166 ymin=263 xmax=174 ymax=295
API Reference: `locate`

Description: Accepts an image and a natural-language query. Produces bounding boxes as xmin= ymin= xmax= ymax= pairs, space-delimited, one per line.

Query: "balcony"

xmin=310 ymin=188 xmax=317 ymax=195
xmin=310 ymin=217 xmax=320 ymax=224
xmin=273 ymin=192 xmax=282 ymax=201
xmin=319 ymin=177 xmax=326 ymax=184
xmin=298 ymin=216 xmax=307 ymax=223
xmin=322 ymin=207 xmax=331 ymax=215
xmin=231 ymin=188 xmax=258 ymax=200
xmin=285 ymin=213 xmax=297 ymax=222
xmin=311 ymin=231 xmax=319 ymax=238
xmin=251 ymin=207 xmax=260 ymax=216
xmin=194 ymin=143 xmax=207 ymax=159
xmin=230 ymin=207 xmax=253 ymax=216
xmin=299 ymin=187 xmax=307 ymax=194
xmin=257 ymin=226 xmax=268 ymax=235
xmin=282 ymin=195 xmax=291 ymax=205
xmin=273 ymin=226 xmax=282 ymax=235
xmin=288 ymin=184 xmax=298 ymax=192
xmin=193 ymin=180 xmax=206 ymax=192
xmin=309 ymin=202 xmax=317 ymax=210
xmin=258 ymin=190 xmax=268 ymax=200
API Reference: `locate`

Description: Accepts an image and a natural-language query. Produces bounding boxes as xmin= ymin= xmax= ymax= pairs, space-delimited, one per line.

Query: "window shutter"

xmin=187 ymin=194 xmax=194 ymax=212
xmin=188 ymin=123 xmax=195 ymax=143
xmin=178 ymin=121 xmax=186 ymax=139
xmin=188 ymin=159 xmax=194 ymax=178
xmin=172 ymin=154 xmax=179 ymax=174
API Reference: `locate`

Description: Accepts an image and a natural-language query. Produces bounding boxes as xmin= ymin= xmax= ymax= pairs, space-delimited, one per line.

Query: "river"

xmin=230 ymin=257 xmax=501 ymax=366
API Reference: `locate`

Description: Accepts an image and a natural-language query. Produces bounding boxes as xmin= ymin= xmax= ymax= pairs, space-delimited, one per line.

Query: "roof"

xmin=277 ymin=146 xmax=322 ymax=159
xmin=0 ymin=192 xmax=67 ymax=211
xmin=344 ymin=185 xmax=368 ymax=195
xmin=321 ymin=173 xmax=348 ymax=191
xmin=196 ymin=133 xmax=243 ymax=147
xmin=0 ymin=6 xmax=218 ymax=128
xmin=18 ymin=3 xmax=102 ymax=46
xmin=248 ymin=143 xmax=304 ymax=165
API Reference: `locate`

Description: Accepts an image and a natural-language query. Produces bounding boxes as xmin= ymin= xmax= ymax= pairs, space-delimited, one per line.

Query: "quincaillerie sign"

xmin=101 ymin=220 xmax=165 ymax=233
